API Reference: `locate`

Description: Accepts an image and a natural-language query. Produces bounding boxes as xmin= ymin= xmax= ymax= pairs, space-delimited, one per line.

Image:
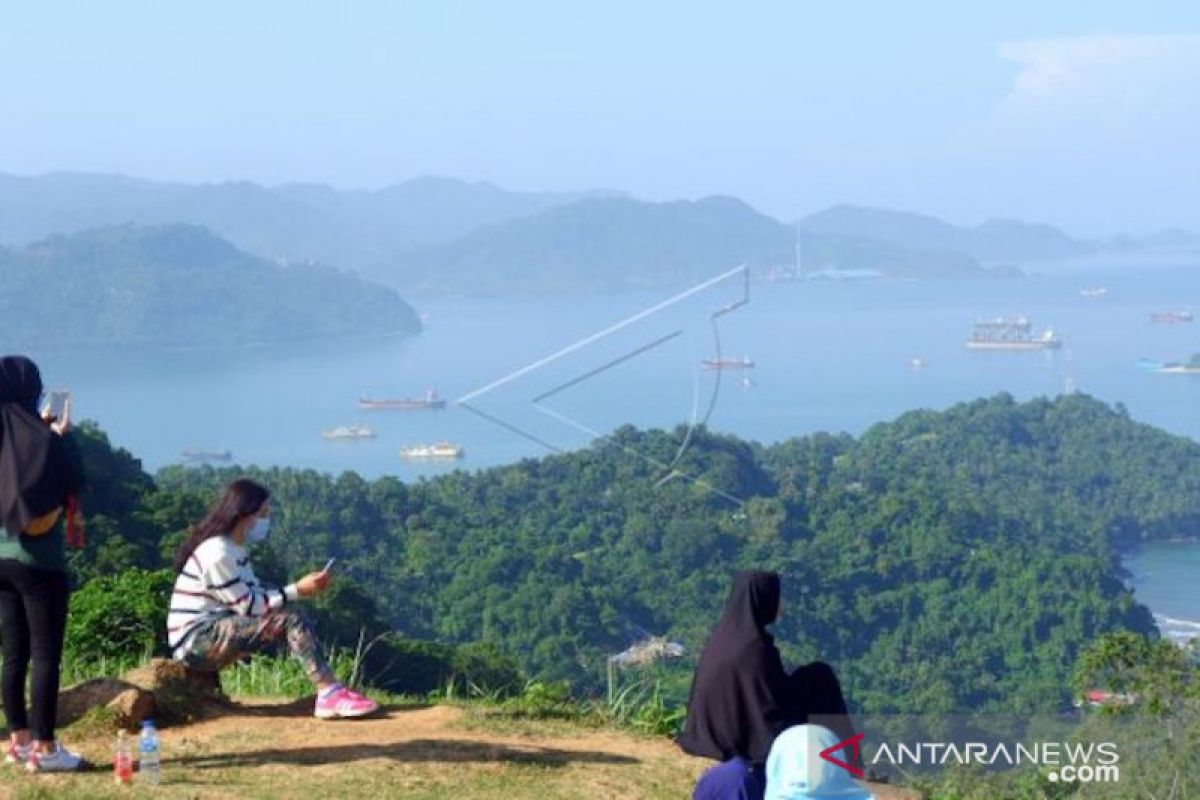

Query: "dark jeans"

xmin=0 ymin=560 xmax=69 ymax=742
xmin=790 ymin=661 xmax=857 ymax=759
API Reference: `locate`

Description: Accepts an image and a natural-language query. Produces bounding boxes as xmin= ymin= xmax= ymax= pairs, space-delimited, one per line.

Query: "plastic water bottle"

xmin=138 ymin=719 xmax=161 ymax=785
xmin=113 ymin=730 xmax=133 ymax=785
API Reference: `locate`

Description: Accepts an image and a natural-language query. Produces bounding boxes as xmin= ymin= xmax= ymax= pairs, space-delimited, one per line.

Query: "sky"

xmin=1 ymin=1 xmax=1197 ymax=235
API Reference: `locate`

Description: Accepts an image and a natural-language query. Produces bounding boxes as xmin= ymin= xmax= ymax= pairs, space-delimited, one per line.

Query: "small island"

xmin=0 ymin=224 xmax=421 ymax=349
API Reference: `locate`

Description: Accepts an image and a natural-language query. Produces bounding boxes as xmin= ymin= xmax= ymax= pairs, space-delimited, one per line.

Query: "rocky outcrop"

xmin=58 ymin=658 xmax=230 ymax=731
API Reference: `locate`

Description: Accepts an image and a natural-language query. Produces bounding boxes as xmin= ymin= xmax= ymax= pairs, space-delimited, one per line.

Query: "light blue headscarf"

xmin=765 ymin=725 xmax=875 ymax=800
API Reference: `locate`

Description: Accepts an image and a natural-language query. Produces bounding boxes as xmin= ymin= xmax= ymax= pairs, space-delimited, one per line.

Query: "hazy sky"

xmin=2 ymin=2 xmax=1197 ymax=235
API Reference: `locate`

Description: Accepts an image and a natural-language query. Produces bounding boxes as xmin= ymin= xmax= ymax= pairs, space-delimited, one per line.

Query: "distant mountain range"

xmin=801 ymin=204 xmax=1089 ymax=262
xmin=0 ymin=224 xmax=420 ymax=349
xmin=0 ymin=172 xmax=618 ymax=271
xmin=1 ymin=172 xmax=1194 ymax=297
xmin=376 ymin=196 xmax=985 ymax=294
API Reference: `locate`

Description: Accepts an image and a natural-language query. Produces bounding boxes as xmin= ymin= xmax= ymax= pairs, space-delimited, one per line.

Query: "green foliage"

xmin=1073 ymin=631 xmax=1200 ymax=716
xmin=64 ymin=568 xmax=173 ymax=666
xmin=0 ymin=223 xmax=421 ymax=349
xmin=358 ymin=636 xmax=522 ymax=696
xmin=64 ymin=394 xmax=1199 ymax=717
xmin=919 ymin=632 xmax=1200 ymax=799
xmin=606 ymin=679 xmax=687 ymax=737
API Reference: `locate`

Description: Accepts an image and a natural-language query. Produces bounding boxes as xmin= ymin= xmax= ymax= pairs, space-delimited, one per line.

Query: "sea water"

xmin=20 ymin=256 xmax=1200 ymax=642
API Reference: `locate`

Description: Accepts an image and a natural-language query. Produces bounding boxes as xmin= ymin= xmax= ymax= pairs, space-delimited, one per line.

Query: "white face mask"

xmin=246 ymin=516 xmax=271 ymax=544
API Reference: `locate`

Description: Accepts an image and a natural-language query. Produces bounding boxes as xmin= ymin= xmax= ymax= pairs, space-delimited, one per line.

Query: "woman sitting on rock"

xmin=168 ymin=478 xmax=377 ymax=719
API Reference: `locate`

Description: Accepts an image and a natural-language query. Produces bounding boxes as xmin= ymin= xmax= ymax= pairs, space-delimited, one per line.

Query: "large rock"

xmin=122 ymin=658 xmax=230 ymax=724
xmin=58 ymin=678 xmax=155 ymax=729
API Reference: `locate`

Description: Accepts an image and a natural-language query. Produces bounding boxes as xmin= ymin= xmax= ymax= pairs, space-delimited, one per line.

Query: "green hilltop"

xmin=67 ymin=393 xmax=1197 ymax=718
xmin=0 ymin=223 xmax=421 ymax=349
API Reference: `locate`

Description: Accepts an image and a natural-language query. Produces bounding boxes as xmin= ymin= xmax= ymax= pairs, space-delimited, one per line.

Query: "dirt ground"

xmin=0 ymin=699 xmax=919 ymax=799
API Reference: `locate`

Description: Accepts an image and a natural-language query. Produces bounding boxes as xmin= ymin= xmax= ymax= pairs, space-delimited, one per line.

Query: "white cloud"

xmin=986 ymin=33 xmax=1200 ymax=148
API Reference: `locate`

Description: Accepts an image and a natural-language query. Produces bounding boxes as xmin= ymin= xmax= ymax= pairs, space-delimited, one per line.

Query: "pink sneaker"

xmin=314 ymin=686 xmax=379 ymax=719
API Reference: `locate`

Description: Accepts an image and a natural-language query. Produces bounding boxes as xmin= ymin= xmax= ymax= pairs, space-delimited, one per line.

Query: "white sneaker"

xmin=25 ymin=744 xmax=84 ymax=773
xmin=3 ymin=742 xmax=30 ymax=765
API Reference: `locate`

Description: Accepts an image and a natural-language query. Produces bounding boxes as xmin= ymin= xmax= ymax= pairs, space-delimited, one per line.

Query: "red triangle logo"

xmin=818 ymin=732 xmax=864 ymax=778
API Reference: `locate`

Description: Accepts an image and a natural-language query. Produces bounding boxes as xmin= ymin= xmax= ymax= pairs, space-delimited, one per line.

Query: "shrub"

xmin=65 ymin=568 xmax=172 ymax=667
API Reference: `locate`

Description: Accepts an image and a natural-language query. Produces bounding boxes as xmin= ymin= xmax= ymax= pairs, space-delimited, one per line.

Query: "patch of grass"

xmin=60 ymin=705 xmax=124 ymax=739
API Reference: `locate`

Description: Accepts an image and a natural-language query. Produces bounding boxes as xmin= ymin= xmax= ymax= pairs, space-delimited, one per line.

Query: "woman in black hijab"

xmin=679 ymin=571 xmax=855 ymax=799
xmin=0 ymin=355 xmax=86 ymax=772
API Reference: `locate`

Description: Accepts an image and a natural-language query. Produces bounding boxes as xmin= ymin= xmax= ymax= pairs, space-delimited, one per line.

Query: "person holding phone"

xmin=168 ymin=478 xmax=377 ymax=719
xmin=0 ymin=356 xmax=86 ymax=772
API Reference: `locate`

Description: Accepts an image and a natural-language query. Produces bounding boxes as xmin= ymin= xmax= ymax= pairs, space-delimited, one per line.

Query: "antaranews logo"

xmin=818 ymin=732 xmax=1120 ymax=785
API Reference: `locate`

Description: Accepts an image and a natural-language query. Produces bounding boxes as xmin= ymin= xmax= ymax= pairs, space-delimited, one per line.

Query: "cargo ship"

xmin=701 ymin=356 xmax=755 ymax=370
xmin=400 ymin=442 xmax=464 ymax=459
xmin=358 ymin=389 xmax=447 ymax=410
xmin=1150 ymin=311 xmax=1194 ymax=324
xmin=966 ymin=317 xmax=1062 ymax=350
xmin=181 ymin=449 xmax=232 ymax=463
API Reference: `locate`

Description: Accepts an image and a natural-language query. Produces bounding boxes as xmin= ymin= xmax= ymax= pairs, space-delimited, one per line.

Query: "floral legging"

xmin=176 ymin=608 xmax=335 ymax=685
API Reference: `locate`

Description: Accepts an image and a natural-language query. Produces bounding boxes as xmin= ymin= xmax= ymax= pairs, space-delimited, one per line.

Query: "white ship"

xmin=966 ymin=317 xmax=1062 ymax=350
xmin=400 ymin=441 xmax=464 ymax=459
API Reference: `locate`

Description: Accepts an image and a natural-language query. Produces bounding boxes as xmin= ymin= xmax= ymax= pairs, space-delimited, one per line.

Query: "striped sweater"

xmin=167 ymin=535 xmax=299 ymax=652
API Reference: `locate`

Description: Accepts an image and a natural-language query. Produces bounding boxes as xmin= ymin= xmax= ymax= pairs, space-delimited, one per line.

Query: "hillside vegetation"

xmin=64 ymin=394 xmax=1198 ymax=718
xmin=0 ymin=224 xmax=421 ymax=349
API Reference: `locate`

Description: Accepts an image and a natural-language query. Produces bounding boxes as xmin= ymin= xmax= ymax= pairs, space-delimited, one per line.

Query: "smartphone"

xmin=45 ymin=391 xmax=70 ymax=421
xmin=322 ymin=557 xmax=337 ymax=573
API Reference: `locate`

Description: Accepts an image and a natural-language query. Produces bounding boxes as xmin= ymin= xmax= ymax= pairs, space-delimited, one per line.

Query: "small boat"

xmin=181 ymin=449 xmax=232 ymax=463
xmin=909 ymin=357 xmax=928 ymax=370
xmin=1080 ymin=287 xmax=1108 ymax=298
xmin=322 ymin=425 xmax=376 ymax=440
xmin=701 ymin=356 xmax=755 ymax=370
xmin=400 ymin=442 xmax=464 ymax=459
xmin=1157 ymin=363 xmax=1200 ymax=375
xmin=359 ymin=389 xmax=447 ymax=410
xmin=1150 ymin=311 xmax=1194 ymax=324
xmin=1137 ymin=357 xmax=1200 ymax=374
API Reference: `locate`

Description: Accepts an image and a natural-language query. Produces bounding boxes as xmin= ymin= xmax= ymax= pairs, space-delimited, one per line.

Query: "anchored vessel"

xmin=966 ymin=317 xmax=1062 ymax=350
xmin=701 ymin=356 xmax=755 ymax=370
xmin=400 ymin=442 xmax=464 ymax=459
xmin=358 ymin=389 xmax=447 ymax=410
xmin=1150 ymin=311 xmax=1194 ymax=324
xmin=322 ymin=425 xmax=376 ymax=440
xmin=181 ymin=449 xmax=232 ymax=463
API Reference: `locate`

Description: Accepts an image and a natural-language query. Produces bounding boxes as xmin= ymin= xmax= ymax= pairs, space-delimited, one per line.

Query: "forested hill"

xmin=77 ymin=394 xmax=1197 ymax=716
xmin=374 ymin=196 xmax=986 ymax=294
xmin=0 ymin=224 xmax=421 ymax=349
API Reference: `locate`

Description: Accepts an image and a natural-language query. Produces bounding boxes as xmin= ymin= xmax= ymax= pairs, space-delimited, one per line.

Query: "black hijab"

xmin=678 ymin=570 xmax=800 ymax=764
xmin=0 ymin=356 xmax=77 ymax=535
